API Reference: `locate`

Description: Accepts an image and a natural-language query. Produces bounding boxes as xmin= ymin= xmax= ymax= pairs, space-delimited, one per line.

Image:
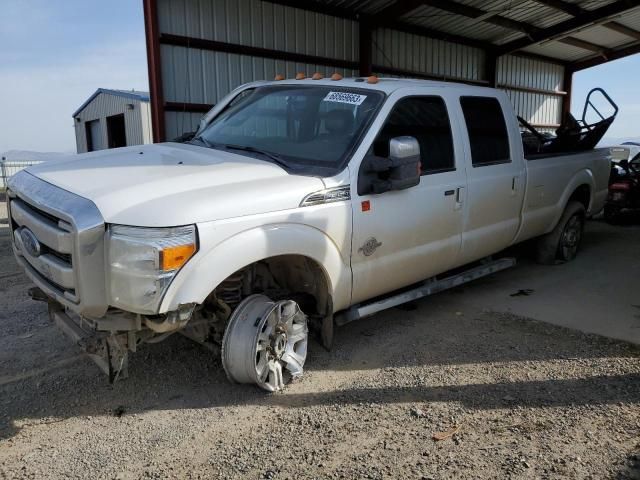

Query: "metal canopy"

xmin=270 ymin=0 xmax=640 ymax=71
xmin=143 ymin=0 xmax=640 ymax=142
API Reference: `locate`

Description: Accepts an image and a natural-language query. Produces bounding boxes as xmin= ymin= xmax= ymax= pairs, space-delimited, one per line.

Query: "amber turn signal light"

xmin=159 ymin=244 xmax=196 ymax=271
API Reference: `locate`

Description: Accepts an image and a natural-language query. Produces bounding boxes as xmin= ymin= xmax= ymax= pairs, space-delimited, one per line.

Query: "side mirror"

xmin=358 ymin=136 xmax=421 ymax=195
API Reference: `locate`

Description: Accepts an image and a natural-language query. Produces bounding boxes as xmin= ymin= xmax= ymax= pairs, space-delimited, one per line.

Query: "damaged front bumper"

xmin=42 ymin=293 xmax=136 ymax=383
xmin=33 ymin=287 xmax=198 ymax=383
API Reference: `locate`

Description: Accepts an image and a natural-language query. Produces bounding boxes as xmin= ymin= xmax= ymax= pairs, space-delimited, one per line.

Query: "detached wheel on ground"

xmin=536 ymin=201 xmax=586 ymax=265
xmin=221 ymin=294 xmax=308 ymax=392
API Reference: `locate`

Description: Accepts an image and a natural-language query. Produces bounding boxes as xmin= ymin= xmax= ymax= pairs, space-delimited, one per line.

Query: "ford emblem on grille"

xmin=20 ymin=228 xmax=41 ymax=257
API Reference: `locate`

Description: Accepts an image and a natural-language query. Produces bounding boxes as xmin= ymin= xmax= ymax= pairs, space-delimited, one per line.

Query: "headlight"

xmin=107 ymin=225 xmax=197 ymax=314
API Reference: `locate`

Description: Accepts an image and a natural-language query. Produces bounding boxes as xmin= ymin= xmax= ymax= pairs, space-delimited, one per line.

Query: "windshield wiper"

xmin=189 ymin=135 xmax=216 ymax=148
xmin=189 ymin=138 xmax=290 ymax=170
xmin=223 ymin=144 xmax=289 ymax=169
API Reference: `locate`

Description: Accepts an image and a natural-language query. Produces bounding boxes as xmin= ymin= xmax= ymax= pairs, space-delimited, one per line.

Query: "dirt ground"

xmin=0 ymin=200 xmax=639 ymax=480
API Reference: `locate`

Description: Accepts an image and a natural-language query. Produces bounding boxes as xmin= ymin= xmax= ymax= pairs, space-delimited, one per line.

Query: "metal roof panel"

xmin=72 ymin=89 xmax=150 ymax=118
xmin=570 ymin=25 xmax=634 ymax=48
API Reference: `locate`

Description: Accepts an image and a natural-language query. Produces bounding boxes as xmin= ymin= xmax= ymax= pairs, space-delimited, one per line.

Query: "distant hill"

xmin=598 ymin=137 xmax=640 ymax=147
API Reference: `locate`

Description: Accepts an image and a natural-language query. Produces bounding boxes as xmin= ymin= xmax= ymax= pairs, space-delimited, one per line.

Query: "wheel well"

xmin=200 ymin=255 xmax=332 ymax=345
xmin=568 ymin=184 xmax=590 ymax=211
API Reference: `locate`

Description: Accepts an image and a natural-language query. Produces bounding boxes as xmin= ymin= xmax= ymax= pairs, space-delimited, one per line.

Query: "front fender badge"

xmin=359 ymin=237 xmax=382 ymax=256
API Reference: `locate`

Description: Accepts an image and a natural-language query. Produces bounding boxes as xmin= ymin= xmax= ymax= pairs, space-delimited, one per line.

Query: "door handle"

xmin=444 ymin=189 xmax=455 ymax=196
xmin=455 ymin=186 xmax=465 ymax=210
xmin=511 ymin=176 xmax=519 ymax=196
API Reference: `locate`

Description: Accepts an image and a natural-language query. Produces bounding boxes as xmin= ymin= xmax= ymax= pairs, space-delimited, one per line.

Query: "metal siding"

xmin=153 ymin=0 xmax=640 ymax=138
xmin=161 ymin=44 xmax=358 ymax=105
xmin=521 ymin=41 xmax=591 ymax=61
xmin=570 ymin=25 xmax=633 ymax=48
xmin=372 ymin=28 xmax=486 ymax=81
xmin=497 ymin=55 xmax=565 ymax=127
xmin=74 ymin=92 xmax=150 ymax=153
xmin=157 ymin=0 xmax=361 ymax=138
xmin=165 ymin=112 xmax=204 ymax=142
xmin=400 ymin=4 xmax=513 ymax=42
xmin=140 ymin=102 xmax=154 ymax=144
xmin=157 ymin=0 xmax=359 ymax=60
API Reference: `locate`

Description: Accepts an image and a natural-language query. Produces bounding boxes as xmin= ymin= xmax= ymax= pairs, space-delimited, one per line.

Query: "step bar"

xmin=335 ymin=257 xmax=516 ymax=326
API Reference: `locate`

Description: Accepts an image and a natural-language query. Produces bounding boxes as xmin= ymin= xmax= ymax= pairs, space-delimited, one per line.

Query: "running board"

xmin=335 ymin=257 xmax=516 ymax=326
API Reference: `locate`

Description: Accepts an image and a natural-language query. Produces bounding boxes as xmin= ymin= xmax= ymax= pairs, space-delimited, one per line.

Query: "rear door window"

xmin=460 ymin=96 xmax=510 ymax=167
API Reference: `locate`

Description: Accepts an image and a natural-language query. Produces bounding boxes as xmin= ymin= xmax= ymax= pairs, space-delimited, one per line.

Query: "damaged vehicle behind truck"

xmin=7 ymin=77 xmax=613 ymax=391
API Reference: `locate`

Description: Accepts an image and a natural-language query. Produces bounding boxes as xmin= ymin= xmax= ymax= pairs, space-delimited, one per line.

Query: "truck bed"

xmin=515 ymin=148 xmax=611 ymax=244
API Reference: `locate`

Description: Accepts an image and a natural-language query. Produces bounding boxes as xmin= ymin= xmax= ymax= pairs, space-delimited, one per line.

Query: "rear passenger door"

xmin=457 ymin=95 xmax=526 ymax=263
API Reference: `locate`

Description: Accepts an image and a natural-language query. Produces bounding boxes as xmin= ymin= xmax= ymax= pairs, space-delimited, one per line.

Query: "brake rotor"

xmin=221 ymin=294 xmax=308 ymax=392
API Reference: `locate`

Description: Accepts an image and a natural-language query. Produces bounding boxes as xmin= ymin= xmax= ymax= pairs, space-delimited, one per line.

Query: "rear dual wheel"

xmin=221 ymin=294 xmax=308 ymax=392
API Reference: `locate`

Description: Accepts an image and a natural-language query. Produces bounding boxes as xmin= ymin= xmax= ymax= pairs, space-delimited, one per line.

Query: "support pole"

xmin=486 ymin=51 xmax=498 ymax=87
xmin=143 ymin=0 xmax=166 ymax=143
xmin=561 ymin=67 xmax=574 ymax=122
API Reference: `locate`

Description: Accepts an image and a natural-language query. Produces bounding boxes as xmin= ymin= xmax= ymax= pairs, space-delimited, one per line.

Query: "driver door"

xmin=351 ymin=91 xmax=468 ymax=304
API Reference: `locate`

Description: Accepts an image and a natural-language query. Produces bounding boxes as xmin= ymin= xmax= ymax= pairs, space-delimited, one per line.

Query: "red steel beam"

xmin=160 ymin=33 xmax=359 ymax=71
xmin=143 ymin=0 xmax=166 ymax=143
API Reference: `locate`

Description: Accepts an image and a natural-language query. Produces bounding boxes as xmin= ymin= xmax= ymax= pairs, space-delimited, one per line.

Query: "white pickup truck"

xmin=8 ymin=77 xmax=611 ymax=390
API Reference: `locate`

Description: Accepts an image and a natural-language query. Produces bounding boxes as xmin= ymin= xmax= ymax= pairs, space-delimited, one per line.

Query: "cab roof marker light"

xmin=300 ymin=186 xmax=351 ymax=207
xmin=331 ymin=73 xmax=343 ymax=81
xmin=367 ymin=75 xmax=379 ymax=84
xmin=295 ymin=73 xmax=306 ymax=80
xmin=274 ymin=74 xmax=285 ymax=81
xmin=312 ymin=72 xmax=323 ymax=80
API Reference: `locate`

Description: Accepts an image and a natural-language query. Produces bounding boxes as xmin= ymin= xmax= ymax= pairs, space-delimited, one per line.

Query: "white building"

xmin=73 ymin=89 xmax=152 ymax=153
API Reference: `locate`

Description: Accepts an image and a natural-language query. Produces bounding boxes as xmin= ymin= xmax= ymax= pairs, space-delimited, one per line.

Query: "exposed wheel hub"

xmin=560 ymin=215 xmax=583 ymax=259
xmin=272 ymin=332 xmax=287 ymax=358
xmin=221 ymin=294 xmax=308 ymax=392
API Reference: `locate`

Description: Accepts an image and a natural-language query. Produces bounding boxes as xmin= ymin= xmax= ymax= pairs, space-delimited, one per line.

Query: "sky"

xmin=0 ymin=1 xmax=639 ymax=153
xmin=572 ymin=54 xmax=640 ymax=144
xmin=0 ymin=1 xmax=148 ymax=153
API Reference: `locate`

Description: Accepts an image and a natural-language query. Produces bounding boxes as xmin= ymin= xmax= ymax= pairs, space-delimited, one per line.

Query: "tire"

xmin=535 ymin=201 xmax=586 ymax=265
xmin=221 ymin=294 xmax=308 ymax=392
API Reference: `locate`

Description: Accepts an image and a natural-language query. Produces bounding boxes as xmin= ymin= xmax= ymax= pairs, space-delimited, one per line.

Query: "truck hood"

xmin=27 ymin=143 xmax=326 ymax=226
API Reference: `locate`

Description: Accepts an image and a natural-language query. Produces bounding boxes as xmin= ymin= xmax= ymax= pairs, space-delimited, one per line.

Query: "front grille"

xmin=10 ymin=197 xmax=77 ymax=300
xmin=8 ymin=170 xmax=108 ymax=317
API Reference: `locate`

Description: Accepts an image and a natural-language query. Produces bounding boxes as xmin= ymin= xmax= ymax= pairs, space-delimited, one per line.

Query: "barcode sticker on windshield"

xmin=323 ymin=91 xmax=367 ymax=105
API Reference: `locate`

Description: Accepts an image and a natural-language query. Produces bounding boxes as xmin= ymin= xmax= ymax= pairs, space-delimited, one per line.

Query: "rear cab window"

xmin=460 ymin=96 xmax=511 ymax=167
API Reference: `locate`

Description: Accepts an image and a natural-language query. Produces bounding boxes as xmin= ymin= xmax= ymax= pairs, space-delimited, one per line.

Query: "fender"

xmin=159 ymin=223 xmax=352 ymax=313
xmin=547 ymin=168 xmax=595 ymax=232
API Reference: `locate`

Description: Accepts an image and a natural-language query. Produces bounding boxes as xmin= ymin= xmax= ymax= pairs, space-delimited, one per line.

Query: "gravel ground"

xmin=0 ymin=200 xmax=639 ymax=480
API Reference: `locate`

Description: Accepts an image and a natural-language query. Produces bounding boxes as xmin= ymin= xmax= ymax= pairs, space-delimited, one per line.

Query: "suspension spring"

xmin=216 ymin=271 xmax=244 ymax=309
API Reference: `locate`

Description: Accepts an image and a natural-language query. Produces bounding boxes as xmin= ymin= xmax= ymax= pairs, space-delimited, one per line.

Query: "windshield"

xmin=194 ymin=85 xmax=384 ymax=175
